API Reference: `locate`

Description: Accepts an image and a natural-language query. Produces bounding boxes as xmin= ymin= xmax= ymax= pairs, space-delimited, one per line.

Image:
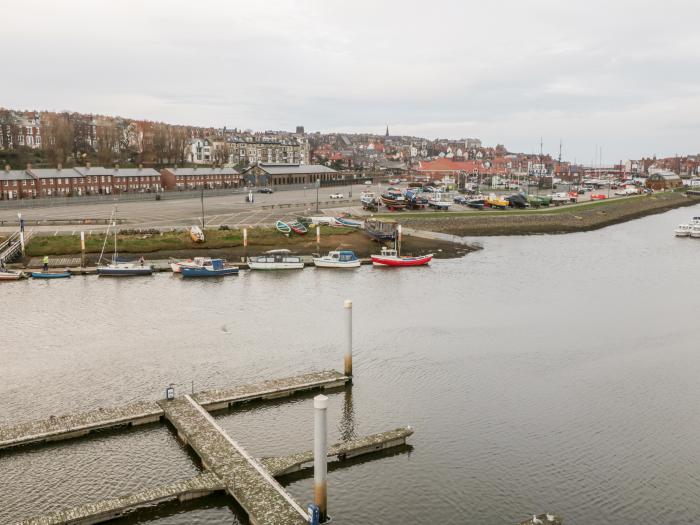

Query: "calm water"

xmin=2 ymin=205 xmax=700 ymax=524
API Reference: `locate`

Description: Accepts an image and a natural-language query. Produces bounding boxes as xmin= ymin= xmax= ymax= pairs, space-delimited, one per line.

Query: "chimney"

xmin=138 ymin=163 xmax=143 ymax=170
xmin=114 ymin=163 xmax=119 ymax=171
xmin=26 ymin=163 xmax=32 ymax=171
xmin=86 ymin=161 xmax=91 ymax=169
xmin=57 ymin=163 xmax=62 ymax=171
xmin=4 ymin=164 xmax=10 ymax=173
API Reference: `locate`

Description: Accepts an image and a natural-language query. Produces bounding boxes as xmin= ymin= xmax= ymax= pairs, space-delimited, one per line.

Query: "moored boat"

xmin=371 ymin=247 xmax=433 ymax=267
xmin=170 ymin=257 xmax=213 ymax=273
xmin=674 ymin=224 xmax=691 ymax=237
xmin=247 ymin=249 xmax=304 ymax=270
xmin=276 ymin=220 xmax=292 ymax=235
xmin=0 ymin=270 xmax=23 ymax=281
xmin=364 ymin=219 xmax=397 ymax=241
xmin=181 ymin=258 xmax=239 ymax=277
xmin=313 ymin=250 xmax=361 ymax=268
xmin=690 ymin=224 xmax=700 ymax=238
xmin=97 ymin=262 xmax=154 ymax=276
xmin=31 ymin=271 xmax=71 ymax=279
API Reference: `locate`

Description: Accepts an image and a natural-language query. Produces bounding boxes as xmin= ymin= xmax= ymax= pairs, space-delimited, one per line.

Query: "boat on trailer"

xmin=247 ymin=249 xmax=304 ymax=270
xmin=380 ymin=190 xmax=406 ymax=210
xmin=313 ymin=250 xmax=361 ymax=268
xmin=181 ymin=258 xmax=239 ymax=277
xmin=371 ymin=246 xmax=433 ymax=267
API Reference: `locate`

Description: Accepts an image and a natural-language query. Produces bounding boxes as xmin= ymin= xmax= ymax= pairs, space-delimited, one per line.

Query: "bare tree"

xmin=41 ymin=112 xmax=74 ymax=166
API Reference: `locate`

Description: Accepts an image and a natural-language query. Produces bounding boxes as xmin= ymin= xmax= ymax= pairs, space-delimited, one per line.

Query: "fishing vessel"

xmin=313 ymin=250 xmax=361 ymax=268
xmin=31 ymin=271 xmax=71 ymax=279
xmin=181 ymin=258 xmax=239 ymax=277
xmin=691 ymin=224 xmax=700 ymax=238
xmin=674 ymin=224 xmax=691 ymax=237
xmin=371 ymin=246 xmax=433 ymax=267
xmin=97 ymin=209 xmax=154 ymax=276
xmin=247 ymin=249 xmax=304 ymax=270
xmin=170 ymin=257 xmax=213 ymax=273
xmin=189 ymin=225 xmax=205 ymax=243
xmin=276 ymin=220 xmax=292 ymax=235
xmin=364 ymin=219 xmax=397 ymax=241
xmin=288 ymin=220 xmax=308 ymax=235
xmin=380 ymin=189 xmax=406 ymax=210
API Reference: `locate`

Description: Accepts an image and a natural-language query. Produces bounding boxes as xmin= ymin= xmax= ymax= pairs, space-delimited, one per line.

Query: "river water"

xmin=2 ymin=205 xmax=700 ymax=525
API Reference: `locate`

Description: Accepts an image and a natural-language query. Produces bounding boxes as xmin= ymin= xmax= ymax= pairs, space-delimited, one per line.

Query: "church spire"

xmin=385 ymin=125 xmax=389 ymax=137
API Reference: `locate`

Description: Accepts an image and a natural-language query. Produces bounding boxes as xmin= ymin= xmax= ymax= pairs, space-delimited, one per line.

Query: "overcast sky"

xmin=2 ymin=0 xmax=699 ymax=163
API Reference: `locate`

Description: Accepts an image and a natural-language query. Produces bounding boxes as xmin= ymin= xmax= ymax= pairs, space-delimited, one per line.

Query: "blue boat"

xmin=31 ymin=271 xmax=71 ymax=279
xmin=181 ymin=258 xmax=239 ymax=277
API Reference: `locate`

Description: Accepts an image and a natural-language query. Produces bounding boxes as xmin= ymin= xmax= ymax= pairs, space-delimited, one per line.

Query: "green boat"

xmin=527 ymin=195 xmax=552 ymax=207
xmin=276 ymin=220 xmax=292 ymax=235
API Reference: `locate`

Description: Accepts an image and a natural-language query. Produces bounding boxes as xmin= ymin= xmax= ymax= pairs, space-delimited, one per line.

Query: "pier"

xmin=0 ymin=371 xmax=348 ymax=451
xmin=14 ymin=427 xmax=413 ymax=525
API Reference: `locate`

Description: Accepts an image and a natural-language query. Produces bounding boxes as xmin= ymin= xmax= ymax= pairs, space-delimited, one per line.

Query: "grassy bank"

xmin=389 ymin=192 xmax=700 ymax=236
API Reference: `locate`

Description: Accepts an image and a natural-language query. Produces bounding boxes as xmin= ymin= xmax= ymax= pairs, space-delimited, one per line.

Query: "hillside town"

xmin=1 ymin=107 xmax=699 ymax=200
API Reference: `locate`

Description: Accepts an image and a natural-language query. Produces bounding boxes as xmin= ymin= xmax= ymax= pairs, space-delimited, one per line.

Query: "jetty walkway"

xmin=0 ymin=371 xmax=347 ymax=451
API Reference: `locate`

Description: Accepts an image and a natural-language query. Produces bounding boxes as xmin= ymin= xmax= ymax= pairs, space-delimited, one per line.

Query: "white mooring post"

xmin=344 ymin=299 xmax=353 ymax=377
xmin=314 ymin=394 xmax=329 ymax=522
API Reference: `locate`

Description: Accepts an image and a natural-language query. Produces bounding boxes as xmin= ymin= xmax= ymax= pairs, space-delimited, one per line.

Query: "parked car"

xmin=453 ymin=195 xmax=468 ymax=204
xmin=257 ymin=187 xmax=273 ymax=194
xmin=329 ymin=193 xmax=344 ymax=199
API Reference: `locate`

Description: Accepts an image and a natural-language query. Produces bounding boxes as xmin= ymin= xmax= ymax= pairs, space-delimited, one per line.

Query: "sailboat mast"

xmin=113 ymin=207 xmax=118 ymax=263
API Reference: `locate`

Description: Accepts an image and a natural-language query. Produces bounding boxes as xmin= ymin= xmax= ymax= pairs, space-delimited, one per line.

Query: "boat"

xmin=467 ymin=198 xmax=486 ymax=210
xmin=674 ymin=224 xmax=691 ymax=237
xmin=181 ymin=258 xmax=239 ymax=277
xmin=527 ymin=195 xmax=551 ymax=207
xmin=313 ymin=250 xmax=361 ymax=268
xmin=170 ymin=257 xmax=213 ymax=273
xmin=31 ymin=271 xmax=71 ymax=279
xmin=380 ymin=190 xmax=406 ymax=210
xmin=371 ymin=246 xmax=433 ymax=267
xmin=307 ymin=216 xmax=337 ymax=226
xmin=690 ymin=224 xmax=700 ymax=238
xmin=404 ymin=189 xmax=428 ymax=210
xmin=189 ymin=225 xmax=205 ymax=243
xmin=427 ymin=192 xmax=452 ymax=210
xmin=276 ymin=220 xmax=292 ymax=235
xmin=360 ymin=191 xmax=378 ymax=211
xmin=247 ymin=249 xmax=304 ymax=270
xmin=364 ymin=219 xmax=397 ymax=241
xmin=334 ymin=217 xmax=364 ymax=228
xmin=288 ymin=220 xmax=308 ymax=235
xmin=0 ymin=270 xmax=23 ymax=281
xmin=97 ymin=208 xmax=154 ymax=276
xmin=485 ymin=195 xmax=509 ymax=209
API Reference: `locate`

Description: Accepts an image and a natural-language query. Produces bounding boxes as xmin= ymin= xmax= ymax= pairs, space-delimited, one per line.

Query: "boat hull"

xmin=97 ymin=267 xmax=154 ymax=276
xmin=313 ymin=259 xmax=361 ymax=268
xmin=370 ymin=254 xmax=433 ymax=267
xmin=0 ymin=271 xmax=22 ymax=281
xmin=275 ymin=221 xmax=292 ymax=234
xmin=248 ymin=262 xmax=304 ymax=270
xmin=31 ymin=272 xmax=71 ymax=279
xmin=181 ymin=267 xmax=239 ymax=277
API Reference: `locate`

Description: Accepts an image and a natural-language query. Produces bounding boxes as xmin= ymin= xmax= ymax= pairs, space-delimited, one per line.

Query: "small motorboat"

xmin=371 ymin=247 xmax=433 ymax=267
xmin=181 ymin=258 xmax=239 ymax=277
xmin=31 ymin=271 xmax=72 ymax=279
xmin=334 ymin=217 xmax=364 ymax=228
xmin=313 ymin=250 xmax=361 ymax=268
xmin=674 ymin=224 xmax=691 ymax=237
xmin=288 ymin=220 xmax=308 ymax=235
xmin=170 ymin=257 xmax=213 ymax=273
xmin=690 ymin=224 xmax=700 ymax=238
xmin=276 ymin=220 xmax=292 ymax=235
xmin=189 ymin=225 xmax=205 ymax=243
xmin=248 ymin=249 xmax=304 ymax=270
xmin=0 ymin=270 xmax=23 ymax=281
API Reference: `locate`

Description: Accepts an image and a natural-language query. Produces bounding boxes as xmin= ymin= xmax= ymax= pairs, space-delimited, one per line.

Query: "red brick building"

xmin=1 ymin=165 xmax=36 ymax=199
xmin=28 ymin=165 xmax=87 ymax=197
xmin=160 ymin=167 xmax=241 ymax=191
xmin=74 ymin=164 xmax=114 ymax=195
xmin=111 ymin=166 xmax=161 ymax=193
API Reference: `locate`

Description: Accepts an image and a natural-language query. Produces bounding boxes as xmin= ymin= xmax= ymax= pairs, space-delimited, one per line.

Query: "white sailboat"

xmin=97 ymin=209 xmax=153 ymax=276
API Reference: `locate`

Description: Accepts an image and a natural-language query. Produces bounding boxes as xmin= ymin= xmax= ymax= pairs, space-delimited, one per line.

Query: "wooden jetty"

xmin=14 ymin=427 xmax=413 ymax=525
xmin=0 ymin=371 xmax=348 ymax=451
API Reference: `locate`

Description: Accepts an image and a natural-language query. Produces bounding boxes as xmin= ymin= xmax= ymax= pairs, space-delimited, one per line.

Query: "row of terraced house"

xmin=0 ymin=163 xmax=339 ymax=200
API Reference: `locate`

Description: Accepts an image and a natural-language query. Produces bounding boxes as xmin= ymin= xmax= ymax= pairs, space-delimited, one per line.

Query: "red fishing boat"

xmin=371 ymin=247 xmax=433 ymax=267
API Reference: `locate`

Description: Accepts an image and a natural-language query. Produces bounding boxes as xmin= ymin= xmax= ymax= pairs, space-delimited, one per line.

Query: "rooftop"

xmin=0 ymin=169 xmax=33 ymax=181
xmin=255 ymin=163 xmax=336 ymax=175
xmin=162 ymin=167 xmax=239 ymax=176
